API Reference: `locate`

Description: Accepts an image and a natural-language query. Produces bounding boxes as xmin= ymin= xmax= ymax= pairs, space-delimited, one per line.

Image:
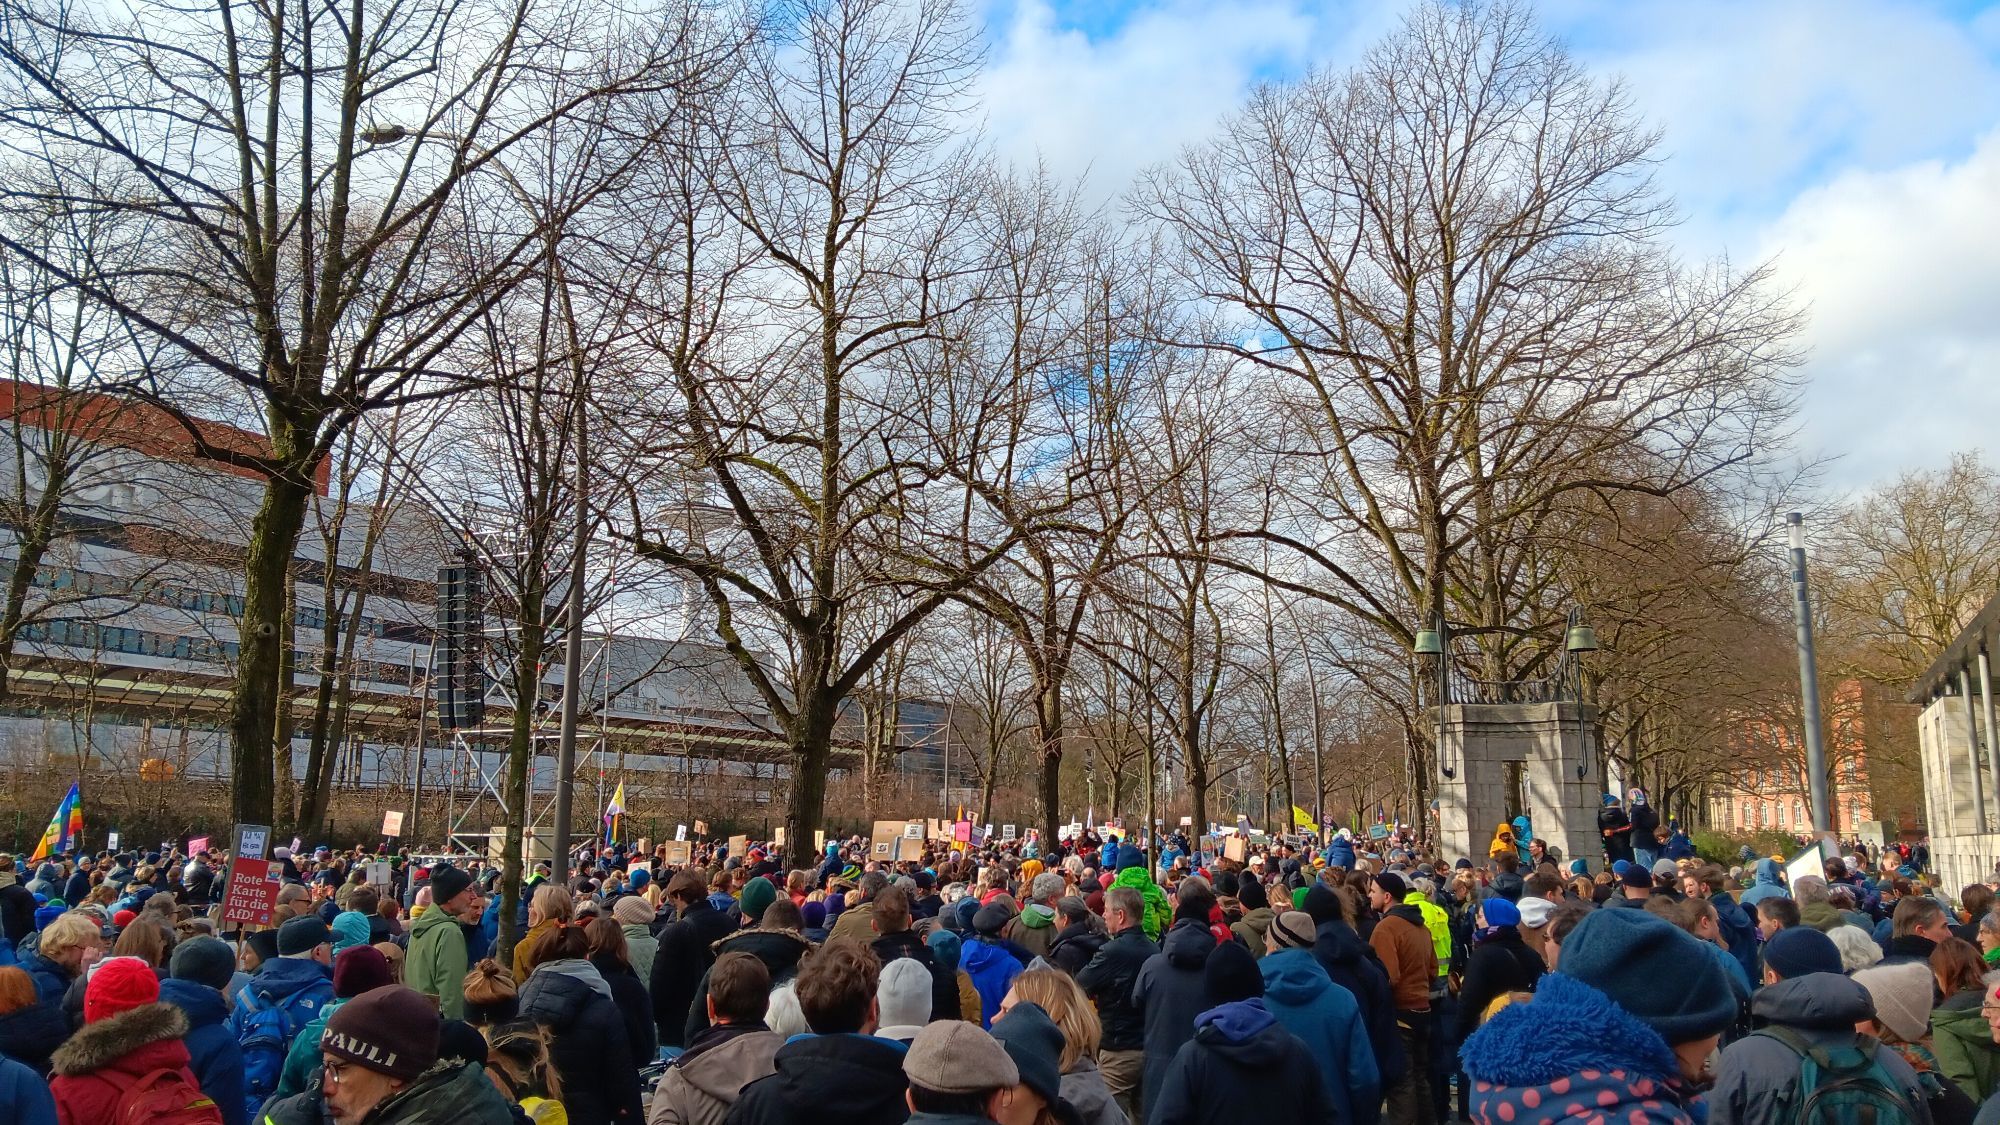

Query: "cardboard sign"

xmin=381 ymin=811 xmax=405 ymax=838
xmin=1223 ymin=836 xmax=1247 ymax=863
xmin=727 ymin=834 xmax=749 ymax=857
xmin=814 ymin=830 xmax=826 ymax=852
xmin=366 ymin=861 xmax=391 ymax=886
xmin=1368 ymin=823 xmax=1390 ymax=840
xmin=693 ymin=820 xmax=709 ymax=836
xmin=903 ymin=822 xmax=924 ymax=839
xmin=1179 ymin=816 xmax=1193 ymax=827
xmin=662 ymin=841 xmax=692 ymax=865
xmin=895 ymin=836 xmax=924 ymax=862
xmin=773 ymin=826 xmax=787 ymax=847
xmin=186 ymin=835 xmax=210 ymax=855
xmin=219 ymin=823 xmax=278 ymax=928
xmin=675 ymin=824 xmax=688 ymax=842
xmin=869 ymin=819 xmax=908 ymax=859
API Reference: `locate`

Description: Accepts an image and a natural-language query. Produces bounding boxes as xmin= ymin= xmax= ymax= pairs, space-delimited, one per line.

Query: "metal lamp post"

xmin=1786 ymin=512 xmax=1831 ymax=837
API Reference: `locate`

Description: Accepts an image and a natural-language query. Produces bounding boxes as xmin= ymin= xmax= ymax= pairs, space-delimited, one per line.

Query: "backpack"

xmin=1754 ymin=1025 xmax=1924 ymax=1125
xmin=236 ymin=985 xmax=322 ymax=1114
xmin=113 ymin=1067 xmax=224 ymax=1125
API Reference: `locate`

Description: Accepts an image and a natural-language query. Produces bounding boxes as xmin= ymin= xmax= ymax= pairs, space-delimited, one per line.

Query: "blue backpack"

xmin=235 ymin=985 xmax=323 ymax=1116
xmin=1753 ymin=1026 xmax=1923 ymax=1125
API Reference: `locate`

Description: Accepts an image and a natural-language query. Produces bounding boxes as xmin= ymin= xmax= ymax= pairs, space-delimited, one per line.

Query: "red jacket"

xmin=49 ymin=1001 xmax=209 ymax=1125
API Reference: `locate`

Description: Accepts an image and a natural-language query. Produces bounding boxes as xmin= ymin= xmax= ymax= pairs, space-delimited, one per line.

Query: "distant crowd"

xmin=0 ymin=800 xmax=1979 ymax=1125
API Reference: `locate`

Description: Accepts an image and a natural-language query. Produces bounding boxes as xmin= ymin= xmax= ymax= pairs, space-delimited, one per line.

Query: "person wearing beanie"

xmin=1108 ymin=847 xmax=1169 ymax=941
xmin=260 ymin=984 xmax=513 ymax=1125
xmin=877 ymin=957 xmax=935 ymax=1043
xmin=988 ymin=1000 xmax=1071 ymax=1125
xmin=1462 ymin=909 xmax=1739 ymax=1124
xmin=738 ymin=875 xmax=778 ymax=931
xmin=612 ymin=894 xmax=661 ymax=981
xmin=899 ymin=1019 xmax=1018 ymax=1125
xmin=1258 ymin=912 xmax=1380 ymax=1125
xmin=50 ymin=956 xmax=218 ymax=1124
xmin=1453 ymin=896 xmax=1542 ymax=1048
xmin=1228 ymin=878 xmax=1274 ymax=958
xmin=1853 ymin=962 xmax=1978 ymax=1124
xmin=1367 ymin=870 xmax=1436 ymax=1124
xmin=1708 ymin=923 xmax=1931 ymax=1124
xmin=230 ymin=913 xmax=335 ymax=1119
xmin=1149 ymin=936 xmax=1336 ymax=1125
xmin=408 ymin=860 xmax=482 ymax=1020
xmin=1075 ymin=885 xmax=1158 ymax=1123
xmin=273 ymin=944 xmax=396 ymax=1103
xmin=1298 ymin=884 xmax=1405 ymax=1092
xmin=800 ymin=899 xmax=830 ymax=943
xmin=161 ymin=937 xmax=248 ymax=1125
xmin=1598 ymin=792 xmax=1635 ymax=866
xmin=1131 ymin=882 xmax=1222 ymax=1113
xmin=1609 ymin=861 xmax=1655 ymax=908
xmin=964 ymin=902 xmax=1027 ymax=1028
xmin=1003 ymin=873 xmax=1066 ymax=962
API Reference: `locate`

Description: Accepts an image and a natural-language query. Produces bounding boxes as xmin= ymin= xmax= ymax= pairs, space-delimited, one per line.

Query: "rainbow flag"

xmin=602 ymin=782 xmax=626 ymax=845
xmin=30 ymin=782 xmax=82 ymax=862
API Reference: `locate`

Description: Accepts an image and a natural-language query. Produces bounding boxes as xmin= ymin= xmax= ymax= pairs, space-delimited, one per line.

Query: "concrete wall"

xmin=1435 ymin=702 xmax=1603 ymax=866
xmin=1919 ymin=694 xmax=2000 ymax=890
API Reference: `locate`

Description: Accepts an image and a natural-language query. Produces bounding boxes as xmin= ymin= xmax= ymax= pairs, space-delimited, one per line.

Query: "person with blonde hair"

xmin=487 ymin=1017 xmax=568 ymax=1124
xmin=20 ymin=910 xmax=103 ymax=1004
xmin=513 ymin=882 xmax=574 ymax=983
xmin=998 ymin=968 xmax=1126 ymax=1125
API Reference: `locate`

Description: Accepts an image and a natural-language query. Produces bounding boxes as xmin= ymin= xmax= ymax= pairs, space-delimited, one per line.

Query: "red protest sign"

xmin=220 ymin=859 xmax=281 ymax=927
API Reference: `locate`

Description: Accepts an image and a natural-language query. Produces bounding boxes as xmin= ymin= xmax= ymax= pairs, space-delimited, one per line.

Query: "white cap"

xmin=1518 ymin=896 xmax=1556 ymax=928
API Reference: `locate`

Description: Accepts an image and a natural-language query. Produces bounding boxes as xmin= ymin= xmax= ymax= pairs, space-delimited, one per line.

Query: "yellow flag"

xmin=1291 ymin=805 xmax=1319 ymax=833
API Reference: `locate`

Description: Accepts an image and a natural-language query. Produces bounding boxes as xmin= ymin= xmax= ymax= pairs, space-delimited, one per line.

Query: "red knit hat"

xmin=85 ymin=956 xmax=160 ymax=1023
xmin=112 ymin=909 xmax=138 ymax=928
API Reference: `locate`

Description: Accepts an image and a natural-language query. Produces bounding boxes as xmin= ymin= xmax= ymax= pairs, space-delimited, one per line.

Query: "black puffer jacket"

xmin=652 ymin=900 xmax=738 ymax=1048
xmin=1454 ymin=925 xmax=1543 ymax=1042
xmin=0 ymin=997 xmax=66 ymax=1074
xmin=684 ymin=928 xmax=815 ymax=1043
xmin=1149 ymin=999 xmax=1335 ymax=1125
xmin=1075 ymin=928 xmax=1158 ymax=1051
xmin=1134 ymin=918 xmax=1218 ymax=1112
xmin=722 ymin=1033 xmax=910 ymax=1125
xmin=520 ymin=959 xmax=643 ymax=1125
xmin=590 ymin=953 xmax=658 ymax=1067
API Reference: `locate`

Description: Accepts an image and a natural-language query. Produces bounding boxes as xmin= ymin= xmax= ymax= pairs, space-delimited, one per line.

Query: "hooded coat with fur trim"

xmin=1459 ymin=972 xmax=1706 ymax=1124
xmin=49 ymin=1001 xmax=214 ymax=1125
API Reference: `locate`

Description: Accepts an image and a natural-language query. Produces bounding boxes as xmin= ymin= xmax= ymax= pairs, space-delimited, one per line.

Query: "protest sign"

xmin=693 ymin=820 xmax=709 ymax=836
xmin=219 ymin=824 xmax=279 ymax=928
xmin=727 ymin=834 xmax=749 ymax=857
xmin=1002 ymin=824 xmax=1018 ymax=840
xmin=186 ymin=835 xmax=210 ymax=855
xmin=675 ymin=824 xmax=688 ymax=842
xmin=662 ymin=841 xmax=692 ymax=865
xmin=381 ymin=811 xmax=405 ymax=838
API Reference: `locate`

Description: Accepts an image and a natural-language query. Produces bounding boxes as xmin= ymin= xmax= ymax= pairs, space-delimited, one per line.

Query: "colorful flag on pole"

xmin=30 ymin=782 xmax=82 ymax=862
xmin=602 ymin=782 xmax=626 ymax=845
xmin=1291 ymin=805 xmax=1319 ymax=833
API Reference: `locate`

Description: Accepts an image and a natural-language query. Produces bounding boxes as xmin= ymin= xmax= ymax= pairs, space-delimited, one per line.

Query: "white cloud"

xmin=1756 ymin=129 xmax=2000 ymax=483
xmin=975 ymin=0 xmax=1393 ymax=202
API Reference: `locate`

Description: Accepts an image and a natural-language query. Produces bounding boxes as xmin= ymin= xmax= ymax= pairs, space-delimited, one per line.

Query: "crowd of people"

xmin=0 ymin=803 xmax=1978 ymax=1125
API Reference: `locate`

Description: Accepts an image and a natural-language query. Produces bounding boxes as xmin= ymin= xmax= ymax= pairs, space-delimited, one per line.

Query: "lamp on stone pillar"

xmin=1413 ymin=614 xmax=1450 ymax=777
xmin=1565 ymin=609 xmax=1598 ymax=780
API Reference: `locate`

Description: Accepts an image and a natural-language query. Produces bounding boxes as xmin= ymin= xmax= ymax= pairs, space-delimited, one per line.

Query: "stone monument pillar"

xmin=1434 ymin=701 xmax=1603 ymax=866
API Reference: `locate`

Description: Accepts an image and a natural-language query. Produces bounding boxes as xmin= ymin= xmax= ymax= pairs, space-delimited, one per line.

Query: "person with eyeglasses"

xmin=258 ymin=984 xmax=513 ymax=1125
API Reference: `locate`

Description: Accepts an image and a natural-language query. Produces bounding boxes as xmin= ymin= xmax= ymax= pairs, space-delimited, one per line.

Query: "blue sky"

xmin=974 ymin=0 xmax=2000 ymax=489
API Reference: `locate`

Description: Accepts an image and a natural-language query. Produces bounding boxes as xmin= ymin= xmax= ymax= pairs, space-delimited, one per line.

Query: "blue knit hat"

xmin=1479 ymin=898 xmax=1520 ymax=928
xmin=1116 ymin=845 xmax=1145 ymax=871
xmin=1555 ymin=907 xmax=1737 ymax=1045
xmin=1763 ymin=926 xmax=1843 ymax=980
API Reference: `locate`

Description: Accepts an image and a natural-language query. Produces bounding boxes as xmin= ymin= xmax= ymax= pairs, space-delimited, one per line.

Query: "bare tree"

xmin=0 ymin=0 xmax=697 ymax=825
xmin=1136 ymin=0 xmax=1800 ymax=824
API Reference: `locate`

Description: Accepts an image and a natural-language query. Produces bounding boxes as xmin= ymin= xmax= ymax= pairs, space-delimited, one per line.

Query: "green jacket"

xmin=275 ymin=997 xmax=346 ymax=1099
xmin=1110 ymin=866 xmax=1171 ymax=941
xmin=407 ymin=908 xmax=469 ymax=1020
xmin=1932 ymin=1000 xmax=2000 ymax=1101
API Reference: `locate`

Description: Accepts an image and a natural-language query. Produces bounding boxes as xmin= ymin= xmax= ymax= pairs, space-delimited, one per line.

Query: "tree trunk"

xmin=295 ymin=610 xmax=342 ymax=840
xmin=0 ymin=461 xmax=66 ymax=706
xmin=1035 ymin=677 xmax=1063 ymax=848
xmin=781 ymin=698 xmax=836 ymax=871
xmin=230 ymin=462 xmax=316 ymax=828
xmin=497 ymin=588 xmax=545 ymax=967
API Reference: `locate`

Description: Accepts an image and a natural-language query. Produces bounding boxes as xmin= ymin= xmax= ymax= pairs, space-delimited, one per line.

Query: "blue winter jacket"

xmin=1324 ymin=837 xmax=1357 ymax=871
xmin=1738 ymin=859 xmax=1790 ymax=908
xmin=962 ymin=937 xmax=1023 ymax=1028
xmin=1710 ymin=891 xmax=1761 ymax=984
xmin=0 ymin=1052 xmax=55 ymax=1125
xmin=159 ymin=977 xmax=247 ymax=1125
xmin=13 ymin=950 xmax=70 ymax=1007
xmin=1260 ymin=948 xmax=1380 ymax=1125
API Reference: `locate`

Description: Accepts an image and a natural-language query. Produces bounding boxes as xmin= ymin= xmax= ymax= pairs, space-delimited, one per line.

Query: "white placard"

xmin=675 ymin=824 xmax=687 ymax=842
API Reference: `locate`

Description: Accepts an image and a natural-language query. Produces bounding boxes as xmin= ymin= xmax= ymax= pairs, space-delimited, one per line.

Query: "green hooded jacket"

xmin=406 ymin=908 xmax=469 ymax=1020
xmin=1932 ymin=999 xmax=2000 ymax=1102
xmin=1110 ymin=866 xmax=1170 ymax=941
